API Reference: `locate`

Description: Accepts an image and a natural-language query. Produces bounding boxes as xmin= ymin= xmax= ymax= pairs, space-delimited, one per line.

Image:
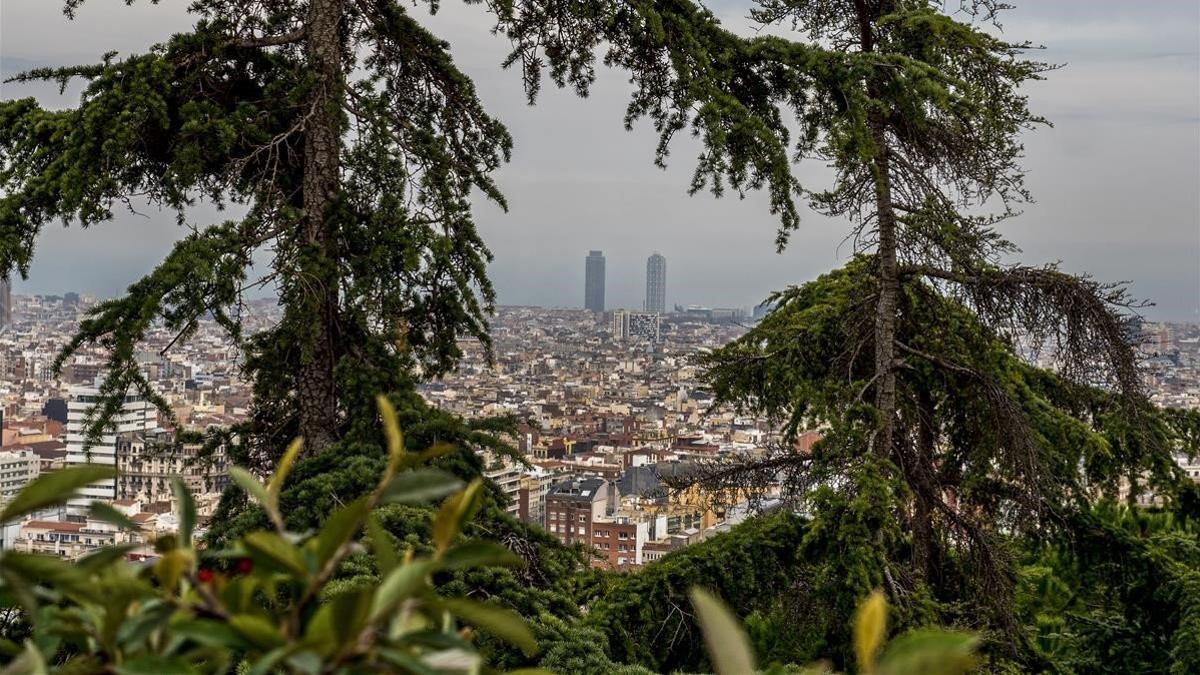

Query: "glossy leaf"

xmin=267 ymin=437 xmax=304 ymax=500
xmin=441 ymin=541 xmax=521 ymax=570
xmin=855 ymin=590 xmax=887 ymax=673
xmin=878 ymin=630 xmax=978 ymax=675
xmin=229 ymin=614 xmax=287 ymax=650
xmin=371 ymin=559 xmax=438 ymax=622
xmin=442 ymin=597 xmax=539 ymax=657
xmin=228 ymin=467 xmax=271 ymax=510
xmin=171 ymin=478 xmax=196 ymax=548
xmin=376 ymin=395 xmax=405 ymax=473
xmin=87 ymin=502 xmax=142 ymax=531
xmin=242 ymin=532 xmax=307 ymax=577
xmin=313 ymin=498 xmax=368 ymax=569
xmin=432 ymin=479 xmax=483 ymax=555
xmin=0 ymin=465 xmax=114 ymax=523
xmin=689 ymin=587 xmax=756 ymax=675
xmin=366 ymin=512 xmax=399 ymax=576
xmin=378 ymin=470 xmax=463 ymax=506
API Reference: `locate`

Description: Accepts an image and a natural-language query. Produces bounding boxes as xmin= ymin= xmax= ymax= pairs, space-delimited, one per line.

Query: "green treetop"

xmin=0 ymin=0 xmax=808 ymax=455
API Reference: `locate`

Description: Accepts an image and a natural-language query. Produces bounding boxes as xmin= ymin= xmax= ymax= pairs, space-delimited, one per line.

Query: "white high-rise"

xmin=65 ymin=382 xmax=158 ymax=505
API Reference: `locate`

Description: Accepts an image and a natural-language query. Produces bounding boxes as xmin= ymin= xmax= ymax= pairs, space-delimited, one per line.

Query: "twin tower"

xmin=584 ymin=251 xmax=666 ymax=314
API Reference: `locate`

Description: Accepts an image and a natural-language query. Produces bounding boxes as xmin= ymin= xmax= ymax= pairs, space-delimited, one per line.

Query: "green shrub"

xmin=0 ymin=397 xmax=542 ymax=674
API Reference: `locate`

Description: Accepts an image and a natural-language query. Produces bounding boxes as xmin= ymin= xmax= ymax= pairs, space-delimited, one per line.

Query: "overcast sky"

xmin=1 ymin=1 xmax=1197 ymax=319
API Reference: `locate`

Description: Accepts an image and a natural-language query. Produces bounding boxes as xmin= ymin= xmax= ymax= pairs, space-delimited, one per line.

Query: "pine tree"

xmin=677 ymin=0 xmax=1192 ymax=657
xmin=0 ymin=0 xmax=805 ymax=455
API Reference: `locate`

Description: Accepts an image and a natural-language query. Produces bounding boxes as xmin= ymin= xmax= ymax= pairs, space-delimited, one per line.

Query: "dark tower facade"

xmin=0 ymin=277 xmax=11 ymax=329
xmin=584 ymin=250 xmax=606 ymax=312
xmin=644 ymin=253 xmax=666 ymax=313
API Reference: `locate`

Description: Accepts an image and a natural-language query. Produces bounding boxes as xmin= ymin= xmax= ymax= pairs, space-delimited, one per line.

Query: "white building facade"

xmin=66 ymin=383 xmax=158 ymax=506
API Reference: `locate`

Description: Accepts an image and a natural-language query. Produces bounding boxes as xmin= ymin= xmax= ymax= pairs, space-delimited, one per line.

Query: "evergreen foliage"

xmin=0 ymin=0 xmax=809 ymax=454
xmin=696 ymin=260 xmax=1193 ymax=664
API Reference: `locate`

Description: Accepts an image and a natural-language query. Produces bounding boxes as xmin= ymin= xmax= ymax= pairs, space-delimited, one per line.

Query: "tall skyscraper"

xmin=585 ymin=250 xmax=606 ymax=312
xmin=0 ymin=277 xmax=11 ymax=329
xmin=644 ymin=253 xmax=666 ymax=313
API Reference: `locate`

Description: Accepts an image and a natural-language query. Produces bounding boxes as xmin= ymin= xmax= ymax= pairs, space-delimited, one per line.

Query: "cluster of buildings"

xmin=422 ymin=305 xmax=792 ymax=569
xmin=0 ymin=270 xmax=1198 ymax=569
xmin=1140 ymin=322 xmax=1200 ymax=410
xmin=0 ymin=291 xmax=272 ymax=558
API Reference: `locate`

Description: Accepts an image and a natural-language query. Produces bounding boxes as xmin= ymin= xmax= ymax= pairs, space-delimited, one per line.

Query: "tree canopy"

xmin=0 ymin=0 xmax=810 ymax=454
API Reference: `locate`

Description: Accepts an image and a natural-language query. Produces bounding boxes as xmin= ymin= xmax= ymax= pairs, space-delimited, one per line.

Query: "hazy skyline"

xmin=2 ymin=1 xmax=1197 ymax=319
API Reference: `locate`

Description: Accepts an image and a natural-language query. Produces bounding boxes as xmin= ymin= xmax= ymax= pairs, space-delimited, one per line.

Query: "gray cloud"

xmin=1 ymin=0 xmax=1196 ymax=319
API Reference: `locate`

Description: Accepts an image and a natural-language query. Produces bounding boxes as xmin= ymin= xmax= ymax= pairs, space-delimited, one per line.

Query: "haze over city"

xmin=2 ymin=0 xmax=1197 ymax=318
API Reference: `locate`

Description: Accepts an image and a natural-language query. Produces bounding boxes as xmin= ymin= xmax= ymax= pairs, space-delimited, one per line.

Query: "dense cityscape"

xmin=1 ymin=252 xmax=1197 ymax=568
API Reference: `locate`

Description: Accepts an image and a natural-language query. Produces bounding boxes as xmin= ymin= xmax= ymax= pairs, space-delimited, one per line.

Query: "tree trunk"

xmin=852 ymin=0 xmax=900 ymax=458
xmin=871 ymin=118 xmax=900 ymax=457
xmin=296 ymin=0 xmax=344 ymax=453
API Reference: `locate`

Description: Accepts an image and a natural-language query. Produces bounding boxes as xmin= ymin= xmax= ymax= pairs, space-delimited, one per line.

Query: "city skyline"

xmin=1 ymin=0 xmax=1197 ymax=320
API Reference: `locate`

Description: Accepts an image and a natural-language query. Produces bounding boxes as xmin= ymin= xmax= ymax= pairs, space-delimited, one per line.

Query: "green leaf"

xmin=314 ymin=498 xmax=368 ymax=569
xmin=0 ymin=465 xmax=115 ymax=523
xmin=370 ymin=559 xmax=438 ymax=622
xmin=229 ymin=614 xmax=287 ymax=650
xmin=268 ymin=437 xmax=304 ymax=500
xmin=87 ymin=502 xmax=141 ymax=531
xmin=376 ymin=395 xmax=405 ymax=473
xmin=366 ymin=512 xmax=399 ymax=576
xmin=4 ymin=640 xmax=48 ymax=675
xmin=229 ymin=467 xmax=271 ymax=509
xmin=113 ymin=655 xmax=198 ymax=675
xmin=76 ymin=545 xmax=139 ymax=573
xmin=171 ymin=478 xmax=196 ymax=548
xmin=878 ymin=630 xmax=978 ymax=675
xmin=441 ymin=541 xmax=521 ymax=570
xmin=0 ymin=638 xmax=19 ymax=658
xmin=153 ymin=548 xmax=193 ymax=593
xmin=1 ymin=552 xmax=96 ymax=600
xmin=305 ymin=589 xmax=372 ymax=656
xmin=377 ymin=648 xmax=440 ymax=675
xmin=378 ymin=469 xmax=463 ymax=506
xmin=242 ymin=532 xmax=307 ymax=577
xmin=432 ymin=479 xmax=483 ymax=555
xmin=172 ymin=618 xmax=249 ymax=650
xmin=442 ymin=597 xmax=539 ymax=657
xmin=855 ymin=590 xmax=887 ymax=674
xmin=689 ymin=587 xmax=756 ymax=675
xmin=245 ymin=647 xmax=292 ymax=675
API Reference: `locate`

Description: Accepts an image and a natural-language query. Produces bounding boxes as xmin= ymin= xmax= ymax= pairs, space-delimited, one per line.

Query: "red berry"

xmin=236 ymin=558 xmax=254 ymax=574
xmin=197 ymin=569 xmax=214 ymax=583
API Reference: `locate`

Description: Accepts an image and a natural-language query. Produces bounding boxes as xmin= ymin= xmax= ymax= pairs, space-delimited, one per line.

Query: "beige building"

xmin=114 ymin=431 xmax=227 ymax=504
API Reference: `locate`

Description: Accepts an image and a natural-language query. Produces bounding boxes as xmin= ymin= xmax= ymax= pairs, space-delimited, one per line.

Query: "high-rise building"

xmin=584 ymin=250 xmax=606 ymax=312
xmin=0 ymin=277 xmax=11 ymax=329
xmin=65 ymin=381 xmax=158 ymax=506
xmin=644 ymin=253 xmax=666 ymax=313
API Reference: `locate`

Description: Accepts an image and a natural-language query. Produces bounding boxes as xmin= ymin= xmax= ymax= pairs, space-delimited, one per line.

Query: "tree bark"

xmin=296 ymin=0 xmax=344 ymax=453
xmin=852 ymin=0 xmax=900 ymax=457
xmin=870 ymin=117 xmax=900 ymax=457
